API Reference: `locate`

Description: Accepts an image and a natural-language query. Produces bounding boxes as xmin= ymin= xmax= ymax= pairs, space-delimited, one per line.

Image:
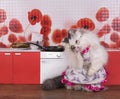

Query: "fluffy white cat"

xmin=42 ymin=28 xmax=108 ymax=92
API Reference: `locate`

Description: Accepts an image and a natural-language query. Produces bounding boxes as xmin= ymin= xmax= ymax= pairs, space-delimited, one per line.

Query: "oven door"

xmin=40 ymin=58 xmax=67 ymax=84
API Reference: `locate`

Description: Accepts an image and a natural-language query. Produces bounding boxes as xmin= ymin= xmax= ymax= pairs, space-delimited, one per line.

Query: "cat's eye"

xmin=75 ymin=40 xmax=80 ymax=44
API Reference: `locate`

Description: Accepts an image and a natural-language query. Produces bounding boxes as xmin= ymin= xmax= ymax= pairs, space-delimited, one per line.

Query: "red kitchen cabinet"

xmin=106 ymin=51 xmax=120 ymax=85
xmin=13 ymin=52 xmax=40 ymax=84
xmin=0 ymin=52 xmax=12 ymax=84
xmin=0 ymin=51 xmax=40 ymax=84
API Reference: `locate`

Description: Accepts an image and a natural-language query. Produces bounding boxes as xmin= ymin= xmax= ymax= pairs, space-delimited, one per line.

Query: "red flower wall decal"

xmin=40 ymin=26 xmax=51 ymax=36
xmin=43 ymin=40 xmax=50 ymax=47
xmin=97 ymin=24 xmax=111 ymax=37
xmin=70 ymin=25 xmax=78 ymax=29
xmin=18 ymin=36 xmax=27 ymax=42
xmin=116 ymin=39 xmax=120 ymax=48
xmin=0 ymin=26 xmax=8 ymax=37
xmin=43 ymin=35 xmax=49 ymax=40
xmin=9 ymin=18 xmax=23 ymax=33
xmin=8 ymin=34 xmax=17 ymax=43
xmin=97 ymin=30 xmax=105 ymax=38
xmin=96 ymin=7 xmax=109 ymax=22
xmin=61 ymin=29 xmax=68 ymax=38
xmin=109 ymin=43 xmax=118 ymax=48
xmin=0 ymin=9 xmax=7 ymax=23
xmin=40 ymin=15 xmax=52 ymax=47
xmin=110 ymin=32 xmax=120 ymax=42
xmin=0 ymin=42 xmax=7 ymax=48
xmin=28 ymin=9 xmax=42 ymax=25
xmin=112 ymin=17 xmax=120 ymax=32
xmin=52 ymin=29 xmax=63 ymax=44
xmin=102 ymin=24 xmax=111 ymax=33
xmin=40 ymin=15 xmax=52 ymax=27
xmin=100 ymin=41 xmax=109 ymax=48
xmin=77 ymin=18 xmax=95 ymax=31
xmin=28 ymin=33 xmax=32 ymax=41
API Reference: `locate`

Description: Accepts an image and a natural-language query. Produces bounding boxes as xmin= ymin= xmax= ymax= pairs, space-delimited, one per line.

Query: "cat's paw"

xmin=87 ymin=69 xmax=95 ymax=76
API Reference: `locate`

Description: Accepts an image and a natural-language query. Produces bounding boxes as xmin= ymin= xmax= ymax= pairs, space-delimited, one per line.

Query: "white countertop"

xmin=0 ymin=48 xmax=120 ymax=52
xmin=0 ymin=48 xmax=40 ymax=52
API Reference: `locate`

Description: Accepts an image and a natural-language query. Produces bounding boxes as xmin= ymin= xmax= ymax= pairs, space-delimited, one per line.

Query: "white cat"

xmin=42 ymin=28 xmax=108 ymax=92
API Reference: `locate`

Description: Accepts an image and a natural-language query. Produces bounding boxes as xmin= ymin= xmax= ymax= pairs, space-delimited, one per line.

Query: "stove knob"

xmin=57 ymin=53 xmax=61 ymax=57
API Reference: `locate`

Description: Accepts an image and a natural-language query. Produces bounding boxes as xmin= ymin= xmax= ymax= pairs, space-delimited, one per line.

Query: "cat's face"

xmin=63 ymin=28 xmax=84 ymax=52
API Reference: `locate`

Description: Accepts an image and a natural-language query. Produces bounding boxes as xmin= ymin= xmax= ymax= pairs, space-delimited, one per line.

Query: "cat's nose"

xmin=71 ymin=45 xmax=75 ymax=50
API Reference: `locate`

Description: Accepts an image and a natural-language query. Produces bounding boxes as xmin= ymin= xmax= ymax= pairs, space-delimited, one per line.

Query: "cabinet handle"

xmin=15 ymin=53 xmax=21 ymax=56
xmin=41 ymin=60 xmax=46 ymax=63
xmin=4 ymin=53 xmax=11 ymax=56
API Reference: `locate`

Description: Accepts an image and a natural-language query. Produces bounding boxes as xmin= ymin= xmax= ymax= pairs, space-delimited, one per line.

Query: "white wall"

xmin=0 ymin=0 xmax=120 ymax=45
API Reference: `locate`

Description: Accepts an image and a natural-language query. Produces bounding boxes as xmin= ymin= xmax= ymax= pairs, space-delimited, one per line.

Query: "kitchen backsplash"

xmin=0 ymin=0 xmax=120 ymax=49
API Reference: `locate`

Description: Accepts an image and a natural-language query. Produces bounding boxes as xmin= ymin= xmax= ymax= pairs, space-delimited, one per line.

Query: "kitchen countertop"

xmin=0 ymin=48 xmax=40 ymax=52
xmin=1 ymin=48 xmax=120 ymax=52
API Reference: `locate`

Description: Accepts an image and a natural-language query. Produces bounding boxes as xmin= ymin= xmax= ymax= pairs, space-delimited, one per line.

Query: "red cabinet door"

xmin=0 ymin=52 xmax=12 ymax=84
xmin=13 ymin=52 xmax=40 ymax=84
xmin=106 ymin=51 xmax=120 ymax=85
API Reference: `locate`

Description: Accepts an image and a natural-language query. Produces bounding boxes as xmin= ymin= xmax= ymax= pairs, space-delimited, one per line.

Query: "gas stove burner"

xmin=44 ymin=46 xmax=64 ymax=52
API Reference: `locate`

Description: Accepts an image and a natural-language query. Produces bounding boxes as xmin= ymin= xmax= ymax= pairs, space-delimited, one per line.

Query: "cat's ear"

xmin=68 ymin=28 xmax=77 ymax=35
xmin=68 ymin=28 xmax=77 ymax=39
xmin=78 ymin=28 xmax=89 ymax=34
xmin=68 ymin=28 xmax=76 ymax=33
xmin=62 ymin=37 xmax=69 ymax=43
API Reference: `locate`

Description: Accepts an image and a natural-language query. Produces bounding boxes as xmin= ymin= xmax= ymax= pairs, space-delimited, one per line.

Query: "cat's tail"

xmin=42 ymin=75 xmax=65 ymax=90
